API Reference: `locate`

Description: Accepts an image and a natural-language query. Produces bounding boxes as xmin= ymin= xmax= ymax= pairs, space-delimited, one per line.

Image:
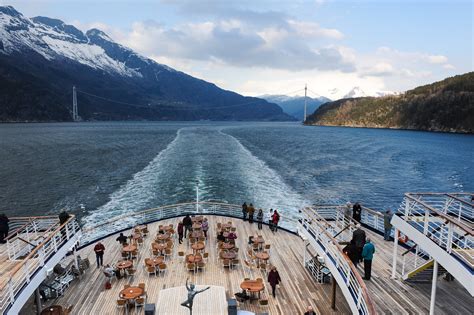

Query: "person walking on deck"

xmin=248 ymin=203 xmax=255 ymax=223
xmin=116 ymin=233 xmax=127 ymax=245
xmin=384 ymin=209 xmax=393 ymax=241
xmin=242 ymin=202 xmax=248 ymax=221
xmin=0 ymin=214 xmax=10 ymax=244
xmin=202 ymin=218 xmax=209 ymax=238
xmin=272 ymin=210 xmax=280 ymax=232
xmin=94 ymin=242 xmax=105 ymax=268
xmin=352 ymin=224 xmax=366 ymax=262
xmin=362 ymin=238 xmax=375 ymax=280
xmin=256 ymin=209 xmax=264 ymax=230
xmin=183 ymin=214 xmax=192 ymax=238
xmin=304 ymin=306 xmax=317 ymax=315
xmin=268 ymin=266 xmax=282 ymax=298
xmin=177 ymin=221 xmax=184 ymax=244
xmin=352 ymin=202 xmax=362 ymax=222
xmin=267 ymin=209 xmax=274 ymax=231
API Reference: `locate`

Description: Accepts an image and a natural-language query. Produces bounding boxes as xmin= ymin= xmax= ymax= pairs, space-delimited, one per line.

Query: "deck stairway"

xmin=0 ymin=216 xmax=82 ymax=315
xmin=391 ymin=193 xmax=473 ymax=296
xmin=403 ymin=259 xmax=447 ymax=283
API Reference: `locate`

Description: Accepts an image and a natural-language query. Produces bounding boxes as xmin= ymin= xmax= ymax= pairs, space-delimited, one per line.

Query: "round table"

xmin=190 ymin=231 xmax=203 ymax=238
xmin=156 ymin=233 xmax=171 ymax=242
xmin=255 ymin=252 xmax=270 ymax=261
xmin=132 ymin=233 xmax=142 ymax=240
xmin=41 ymin=305 xmax=62 ymax=315
xmin=220 ymin=251 xmax=236 ymax=260
xmin=191 ymin=216 xmax=204 ymax=222
xmin=192 ymin=223 xmax=202 ymax=229
xmin=152 ymin=243 xmax=167 ymax=252
xmin=191 ymin=242 xmax=205 ymax=252
xmin=135 ymin=225 xmax=147 ymax=231
xmin=221 ymin=223 xmax=232 ymax=229
xmin=187 ymin=255 xmax=203 ymax=263
xmin=120 ymin=286 xmax=144 ymax=300
xmin=145 ymin=257 xmax=164 ymax=267
xmin=116 ymin=260 xmax=133 ymax=269
xmin=252 ymin=237 xmax=265 ymax=244
xmin=160 ymin=225 xmax=172 ymax=232
xmin=240 ymin=280 xmax=264 ymax=292
xmin=221 ymin=243 xmax=234 ymax=250
xmin=122 ymin=245 xmax=137 ymax=252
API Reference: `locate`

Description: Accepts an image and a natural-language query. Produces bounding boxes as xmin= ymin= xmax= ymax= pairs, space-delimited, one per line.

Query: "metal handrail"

xmin=300 ymin=208 xmax=376 ymax=315
xmin=0 ymin=216 xmax=80 ymax=315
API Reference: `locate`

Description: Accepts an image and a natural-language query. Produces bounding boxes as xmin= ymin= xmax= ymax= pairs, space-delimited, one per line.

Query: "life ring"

xmin=397 ymin=231 xmax=408 ymax=243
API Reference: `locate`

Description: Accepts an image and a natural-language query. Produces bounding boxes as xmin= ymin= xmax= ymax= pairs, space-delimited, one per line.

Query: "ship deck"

xmin=39 ymin=216 xmax=352 ymax=315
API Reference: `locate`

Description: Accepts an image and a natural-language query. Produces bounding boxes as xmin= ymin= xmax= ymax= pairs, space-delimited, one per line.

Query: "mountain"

xmin=0 ymin=6 xmax=294 ymax=122
xmin=305 ymin=72 xmax=474 ymax=133
xmin=342 ymin=87 xmax=396 ymax=99
xmin=260 ymin=94 xmax=331 ymax=120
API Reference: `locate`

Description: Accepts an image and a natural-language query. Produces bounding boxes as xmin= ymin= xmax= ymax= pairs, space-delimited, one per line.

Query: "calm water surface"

xmin=0 ymin=122 xmax=472 ymax=226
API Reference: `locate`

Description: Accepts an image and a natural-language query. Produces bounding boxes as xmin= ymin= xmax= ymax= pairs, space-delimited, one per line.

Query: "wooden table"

xmin=135 ymin=225 xmax=147 ymax=231
xmin=255 ymin=252 xmax=270 ymax=263
xmin=159 ymin=225 xmax=172 ymax=232
xmin=145 ymin=257 xmax=164 ymax=267
xmin=156 ymin=233 xmax=171 ymax=242
xmin=116 ymin=260 xmax=133 ymax=269
xmin=191 ymin=216 xmax=204 ymax=222
xmin=221 ymin=243 xmax=234 ymax=250
xmin=132 ymin=233 xmax=142 ymax=240
xmin=122 ymin=245 xmax=137 ymax=252
xmin=220 ymin=251 xmax=236 ymax=260
xmin=190 ymin=231 xmax=204 ymax=238
xmin=192 ymin=223 xmax=202 ymax=229
xmin=252 ymin=237 xmax=265 ymax=244
xmin=191 ymin=242 xmax=205 ymax=252
xmin=41 ymin=305 xmax=62 ymax=315
xmin=221 ymin=223 xmax=232 ymax=229
xmin=240 ymin=280 xmax=264 ymax=292
xmin=152 ymin=242 xmax=167 ymax=252
xmin=187 ymin=255 xmax=202 ymax=263
xmin=120 ymin=286 xmax=144 ymax=300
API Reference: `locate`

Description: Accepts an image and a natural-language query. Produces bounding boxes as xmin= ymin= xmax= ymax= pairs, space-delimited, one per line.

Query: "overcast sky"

xmin=4 ymin=0 xmax=473 ymax=98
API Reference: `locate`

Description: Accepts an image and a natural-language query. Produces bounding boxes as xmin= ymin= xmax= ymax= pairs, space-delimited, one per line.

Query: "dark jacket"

xmin=384 ymin=212 xmax=393 ymax=229
xmin=256 ymin=210 xmax=263 ymax=221
xmin=183 ymin=216 xmax=192 ymax=227
xmin=352 ymin=204 xmax=362 ymax=221
xmin=58 ymin=211 xmax=71 ymax=225
xmin=242 ymin=203 xmax=248 ymax=213
xmin=352 ymin=228 xmax=366 ymax=248
xmin=0 ymin=215 xmax=9 ymax=232
xmin=304 ymin=312 xmax=317 ymax=315
xmin=177 ymin=223 xmax=184 ymax=235
xmin=94 ymin=243 xmax=105 ymax=255
xmin=116 ymin=234 xmax=127 ymax=244
xmin=343 ymin=242 xmax=358 ymax=264
xmin=268 ymin=270 xmax=281 ymax=287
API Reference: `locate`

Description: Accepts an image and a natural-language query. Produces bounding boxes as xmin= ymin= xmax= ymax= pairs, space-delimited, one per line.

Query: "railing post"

xmin=429 ymin=260 xmax=439 ymax=315
xmin=391 ymin=228 xmax=399 ymax=279
xmin=446 ymin=222 xmax=453 ymax=253
xmin=356 ymin=286 xmax=363 ymax=308
xmin=65 ymin=222 xmax=70 ymax=240
xmin=8 ymin=279 xmax=15 ymax=304
xmin=423 ymin=209 xmax=430 ymax=236
xmin=404 ymin=198 xmax=410 ymax=218
xmin=23 ymin=261 xmax=31 ymax=283
xmin=39 ymin=247 xmax=46 ymax=267
xmin=401 ymin=255 xmax=406 ymax=275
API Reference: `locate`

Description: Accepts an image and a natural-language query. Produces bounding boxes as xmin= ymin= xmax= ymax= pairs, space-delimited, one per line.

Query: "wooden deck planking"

xmin=43 ymin=216 xmax=351 ymax=315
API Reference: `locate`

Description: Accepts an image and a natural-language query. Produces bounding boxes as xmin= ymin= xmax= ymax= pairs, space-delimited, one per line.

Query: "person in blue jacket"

xmin=361 ymin=238 xmax=375 ymax=280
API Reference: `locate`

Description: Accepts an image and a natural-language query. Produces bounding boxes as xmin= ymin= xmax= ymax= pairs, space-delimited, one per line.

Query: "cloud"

xmin=361 ymin=62 xmax=395 ymax=77
xmin=426 ymin=55 xmax=448 ymax=64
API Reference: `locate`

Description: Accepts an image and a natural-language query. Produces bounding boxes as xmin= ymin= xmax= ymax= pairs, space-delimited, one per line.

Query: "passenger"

xmin=256 ymin=209 xmax=264 ymax=230
xmin=58 ymin=209 xmax=71 ymax=225
xmin=227 ymin=231 xmax=237 ymax=241
xmin=272 ymin=209 xmax=280 ymax=232
xmin=0 ymin=213 xmax=10 ymax=244
xmin=267 ymin=266 xmax=282 ymax=298
xmin=352 ymin=202 xmax=362 ymax=222
xmin=248 ymin=203 xmax=255 ymax=223
xmin=217 ymin=231 xmax=226 ymax=242
xmin=202 ymin=218 xmax=209 ymax=238
xmin=183 ymin=214 xmax=192 ymax=238
xmin=178 ymin=221 xmax=184 ymax=244
xmin=267 ymin=209 xmax=274 ymax=231
xmin=103 ymin=264 xmax=115 ymax=289
xmin=115 ymin=233 xmax=127 ymax=245
xmin=304 ymin=306 xmax=317 ymax=315
xmin=93 ymin=242 xmax=105 ymax=268
xmin=242 ymin=202 xmax=248 ymax=221
xmin=343 ymin=239 xmax=359 ymax=267
xmin=361 ymin=238 xmax=375 ymax=280
xmin=383 ymin=209 xmax=393 ymax=241
xmin=344 ymin=202 xmax=352 ymax=221
xmin=352 ymin=224 xmax=366 ymax=262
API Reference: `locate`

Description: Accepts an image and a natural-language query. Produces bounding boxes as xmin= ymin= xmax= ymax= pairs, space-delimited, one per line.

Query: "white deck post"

xmin=429 ymin=260 xmax=439 ymax=315
xmin=391 ymin=228 xmax=399 ymax=279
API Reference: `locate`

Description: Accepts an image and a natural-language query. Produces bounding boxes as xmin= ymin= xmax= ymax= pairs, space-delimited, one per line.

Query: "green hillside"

xmin=305 ymin=72 xmax=474 ymax=133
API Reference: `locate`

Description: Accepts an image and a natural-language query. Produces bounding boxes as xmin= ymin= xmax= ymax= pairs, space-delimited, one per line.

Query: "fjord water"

xmin=0 ymin=122 xmax=472 ymax=226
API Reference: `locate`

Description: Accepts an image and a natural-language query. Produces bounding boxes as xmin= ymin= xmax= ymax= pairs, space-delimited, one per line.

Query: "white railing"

xmin=80 ymin=201 xmax=297 ymax=246
xmin=299 ymin=209 xmax=376 ymax=315
xmin=0 ymin=216 xmax=81 ymax=315
xmin=397 ymin=193 xmax=473 ymax=269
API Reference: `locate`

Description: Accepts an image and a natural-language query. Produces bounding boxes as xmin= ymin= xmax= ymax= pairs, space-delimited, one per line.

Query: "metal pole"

xmin=303 ymin=84 xmax=307 ymax=122
xmin=35 ymin=288 xmax=42 ymax=315
xmin=331 ymin=276 xmax=337 ymax=310
xmin=196 ymin=183 xmax=199 ymax=213
xmin=391 ymin=228 xmax=398 ymax=278
xmin=429 ymin=260 xmax=439 ymax=315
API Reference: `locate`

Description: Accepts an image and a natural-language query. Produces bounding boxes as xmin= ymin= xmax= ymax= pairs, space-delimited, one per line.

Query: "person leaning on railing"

xmin=0 ymin=213 xmax=9 ymax=244
xmin=383 ymin=210 xmax=393 ymax=241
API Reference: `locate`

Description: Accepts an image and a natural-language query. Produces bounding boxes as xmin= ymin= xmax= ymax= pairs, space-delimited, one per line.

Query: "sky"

xmin=3 ymin=0 xmax=473 ymax=98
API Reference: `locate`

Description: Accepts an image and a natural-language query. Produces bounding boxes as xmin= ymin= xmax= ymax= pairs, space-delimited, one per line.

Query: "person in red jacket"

xmin=94 ymin=242 xmax=105 ymax=268
xmin=177 ymin=221 xmax=184 ymax=244
xmin=267 ymin=266 xmax=281 ymax=298
xmin=272 ymin=210 xmax=280 ymax=233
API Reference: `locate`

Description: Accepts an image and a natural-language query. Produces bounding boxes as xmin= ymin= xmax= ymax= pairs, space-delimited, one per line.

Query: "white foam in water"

xmin=83 ymin=126 xmax=310 ymax=231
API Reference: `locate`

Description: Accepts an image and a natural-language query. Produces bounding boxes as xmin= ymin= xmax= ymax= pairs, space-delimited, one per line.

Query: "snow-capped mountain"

xmin=261 ymin=94 xmax=331 ymax=120
xmin=343 ymin=87 xmax=368 ymax=98
xmin=0 ymin=6 xmax=293 ymax=122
